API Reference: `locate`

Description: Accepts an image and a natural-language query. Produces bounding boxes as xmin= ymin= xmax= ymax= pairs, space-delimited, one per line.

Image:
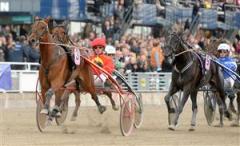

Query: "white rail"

xmin=0 ymin=62 xmax=172 ymax=93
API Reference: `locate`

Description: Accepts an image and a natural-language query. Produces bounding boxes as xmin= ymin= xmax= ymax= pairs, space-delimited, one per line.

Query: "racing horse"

xmin=232 ymin=63 xmax=240 ymax=126
xmin=28 ymin=17 xmax=106 ymax=117
xmin=51 ymin=21 xmax=118 ymax=112
xmin=163 ymin=31 xmax=231 ymax=131
xmin=50 ymin=20 xmax=81 ymax=121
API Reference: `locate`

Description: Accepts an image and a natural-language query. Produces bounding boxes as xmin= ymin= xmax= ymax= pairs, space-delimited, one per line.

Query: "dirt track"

xmin=0 ymin=102 xmax=239 ymax=146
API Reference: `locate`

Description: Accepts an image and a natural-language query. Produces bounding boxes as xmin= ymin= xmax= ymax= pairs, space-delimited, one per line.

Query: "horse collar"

xmin=174 ymin=60 xmax=193 ymax=74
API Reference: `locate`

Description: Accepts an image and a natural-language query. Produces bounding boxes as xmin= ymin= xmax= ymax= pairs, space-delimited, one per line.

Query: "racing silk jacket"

xmin=90 ymin=54 xmax=115 ymax=75
xmin=218 ymin=57 xmax=237 ymax=79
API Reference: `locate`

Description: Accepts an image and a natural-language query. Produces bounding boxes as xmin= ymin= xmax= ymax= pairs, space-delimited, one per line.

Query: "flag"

xmin=0 ymin=64 xmax=12 ymax=90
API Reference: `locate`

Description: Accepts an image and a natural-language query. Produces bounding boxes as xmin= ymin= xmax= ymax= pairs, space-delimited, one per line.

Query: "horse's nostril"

xmin=31 ymin=39 xmax=35 ymax=43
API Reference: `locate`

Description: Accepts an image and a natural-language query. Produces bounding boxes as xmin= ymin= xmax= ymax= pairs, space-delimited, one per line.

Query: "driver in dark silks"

xmin=217 ymin=43 xmax=238 ymax=114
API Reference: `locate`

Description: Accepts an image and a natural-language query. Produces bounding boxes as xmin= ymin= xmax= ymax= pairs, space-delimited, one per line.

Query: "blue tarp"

xmin=0 ymin=64 xmax=12 ymax=90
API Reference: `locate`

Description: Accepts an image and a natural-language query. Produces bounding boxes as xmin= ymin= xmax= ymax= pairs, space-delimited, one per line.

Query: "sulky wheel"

xmin=55 ymin=100 xmax=69 ymax=125
xmin=120 ymin=97 xmax=135 ymax=136
xmin=134 ymin=93 xmax=143 ymax=129
xmin=168 ymin=94 xmax=179 ymax=126
xmin=36 ymin=100 xmax=47 ymax=132
xmin=203 ymin=91 xmax=216 ymax=126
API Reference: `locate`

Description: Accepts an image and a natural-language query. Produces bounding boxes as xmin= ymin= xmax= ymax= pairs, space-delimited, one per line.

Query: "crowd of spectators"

xmin=0 ymin=25 xmax=39 ymax=64
xmin=0 ymin=0 xmax=240 ymax=73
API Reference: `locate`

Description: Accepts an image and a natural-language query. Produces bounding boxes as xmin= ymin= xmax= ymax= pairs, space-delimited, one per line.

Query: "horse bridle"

xmin=31 ymin=20 xmax=49 ymax=40
xmin=166 ymin=32 xmax=196 ymax=74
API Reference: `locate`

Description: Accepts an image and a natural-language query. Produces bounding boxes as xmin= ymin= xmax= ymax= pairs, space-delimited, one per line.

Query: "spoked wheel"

xmin=168 ymin=94 xmax=179 ymax=126
xmin=55 ymin=100 xmax=69 ymax=125
xmin=204 ymin=91 xmax=216 ymax=126
xmin=134 ymin=93 xmax=143 ymax=129
xmin=36 ymin=100 xmax=47 ymax=132
xmin=120 ymin=96 xmax=135 ymax=136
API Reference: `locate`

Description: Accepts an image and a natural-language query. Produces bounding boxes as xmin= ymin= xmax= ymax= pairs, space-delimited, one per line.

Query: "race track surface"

xmin=0 ymin=103 xmax=239 ymax=146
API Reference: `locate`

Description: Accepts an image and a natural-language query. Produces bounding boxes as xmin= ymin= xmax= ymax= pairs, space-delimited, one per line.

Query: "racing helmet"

xmin=217 ymin=43 xmax=230 ymax=51
xmin=91 ymin=38 xmax=106 ymax=48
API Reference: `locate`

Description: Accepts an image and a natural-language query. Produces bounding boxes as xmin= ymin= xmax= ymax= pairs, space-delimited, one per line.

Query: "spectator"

xmin=233 ymin=34 xmax=240 ymax=55
xmin=114 ymin=49 xmax=125 ymax=73
xmin=4 ymin=35 xmax=26 ymax=69
xmin=150 ymin=39 xmax=164 ymax=72
xmin=129 ymin=38 xmax=140 ymax=55
xmin=27 ymin=43 xmax=40 ymax=63
xmin=19 ymin=25 xmax=28 ymax=37
xmin=136 ymin=54 xmax=149 ymax=72
xmin=0 ymin=33 xmax=6 ymax=61
xmin=124 ymin=54 xmax=137 ymax=74
xmin=102 ymin=19 xmax=114 ymax=40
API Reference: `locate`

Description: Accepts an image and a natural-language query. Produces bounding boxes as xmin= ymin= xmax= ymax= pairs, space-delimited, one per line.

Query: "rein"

xmin=39 ymin=42 xmax=91 ymax=52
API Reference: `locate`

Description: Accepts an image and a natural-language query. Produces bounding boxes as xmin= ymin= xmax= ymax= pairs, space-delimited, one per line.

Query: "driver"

xmin=217 ymin=43 xmax=237 ymax=113
xmin=90 ymin=37 xmax=115 ymax=86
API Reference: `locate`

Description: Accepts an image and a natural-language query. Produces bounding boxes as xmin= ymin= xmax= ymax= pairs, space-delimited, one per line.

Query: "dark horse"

xmin=51 ymin=21 xmax=118 ymax=113
xmin=28 ymin=18 xmax=106 ymax=117
xmin=163 ymin=31 xmax=230 ymax=130
xmin=233 ymin=63 xmax=240 ymax=126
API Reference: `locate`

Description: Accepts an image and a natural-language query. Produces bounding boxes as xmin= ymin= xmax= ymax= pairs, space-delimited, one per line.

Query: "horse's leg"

xmin=228 ymin=93 xmax=237 ymax=114
xmin=39 ymin=87 xmax=48 ymax=114
xmin=173 ymin=88 xmax=191 ymax=128
xmin=71 ymin=91 xmax=81 ymax=121
xmin=215 ymin=90 xmax=231 ymax=127
xmin=189 ymin=90 xmax=198 ymax=131
xmin=103 ymin=91 xmax=119 ymax=111
xmin=164 ymin=83 xmax=178 ymax=130
xmin=80 ymin=68 xmax=106 ymax=114
xmin=215 ymin=92 xmax=225 ymax=127
xmin=40 ymin=88 xmax=54 ymax=114
xmin=164 ymin=83 xmax=178 ymax=114
xmin=215 ymin=68 xmax=231 ymax=126
xmin=53 ymin=90 xmax=65 ymax=117
xmin=231 ymin=92 xmax=240 ymax=126
xmin=237 ymin=92 xmax=240 ymax=125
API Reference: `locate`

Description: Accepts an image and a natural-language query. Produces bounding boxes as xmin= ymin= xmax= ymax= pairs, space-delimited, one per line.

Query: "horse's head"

xmin=52 ymin=21 xmax=69 ymax=44
xmin=28 ymin=17 xmax=51 ymax=45
xmin=162 ymin=32 xmax=185 ymax=58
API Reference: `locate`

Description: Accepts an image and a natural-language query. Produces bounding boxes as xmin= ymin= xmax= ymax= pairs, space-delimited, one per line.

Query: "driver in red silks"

xmin=90 ymin=37 xmax=115 ymax=85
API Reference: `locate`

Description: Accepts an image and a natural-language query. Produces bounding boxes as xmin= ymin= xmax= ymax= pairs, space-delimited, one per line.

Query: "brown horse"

xmin=51 ymin=21 xmax=118 ymax=114
xmin=28 ymin=18 xmax=106 ymax=117
xmin=28 ymin=18 xmax=71 ymax=117
xmin=50 ymin=20 xmax=81 ymax=121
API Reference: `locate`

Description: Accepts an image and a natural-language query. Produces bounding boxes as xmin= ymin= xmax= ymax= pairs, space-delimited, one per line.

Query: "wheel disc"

xmin=120 ymin=98 xmax=135 ymax=136
xmin=36 ymin=100 xmax=47 ymax=132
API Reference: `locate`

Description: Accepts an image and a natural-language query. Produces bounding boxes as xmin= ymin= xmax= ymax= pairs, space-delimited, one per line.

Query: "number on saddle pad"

xmin=74 ymin=47 xmax=81 ymax=65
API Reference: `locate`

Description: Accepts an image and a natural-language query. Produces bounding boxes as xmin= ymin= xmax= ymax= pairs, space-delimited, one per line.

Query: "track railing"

xmin=0 ymin=62 xmax=172 ymax=93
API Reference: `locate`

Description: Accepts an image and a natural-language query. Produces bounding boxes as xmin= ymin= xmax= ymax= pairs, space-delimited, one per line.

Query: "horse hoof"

xmin=230 ymin=122 xmax=239 ymax=127
xmin=228 ymin=105 xmax=237 ymax=114
xmin=40 ymin=109 xmax=48 ymax=115
xmin=55 ymin=111 xmax=62 ymax=117
xmin=189 ymin=126 xmax=195 ymax=131
xmin=112 ymin=105 xmax=119 ymax=111
xmin=99 ymin=106 xmax=106 ymax=114
xmin=70 ymin=116 xmax=77 ymax=121
xmin=168 ymin=125 xmax=175 ymax=131
xmin=214 ymin=124 xmax=223 ymax=127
